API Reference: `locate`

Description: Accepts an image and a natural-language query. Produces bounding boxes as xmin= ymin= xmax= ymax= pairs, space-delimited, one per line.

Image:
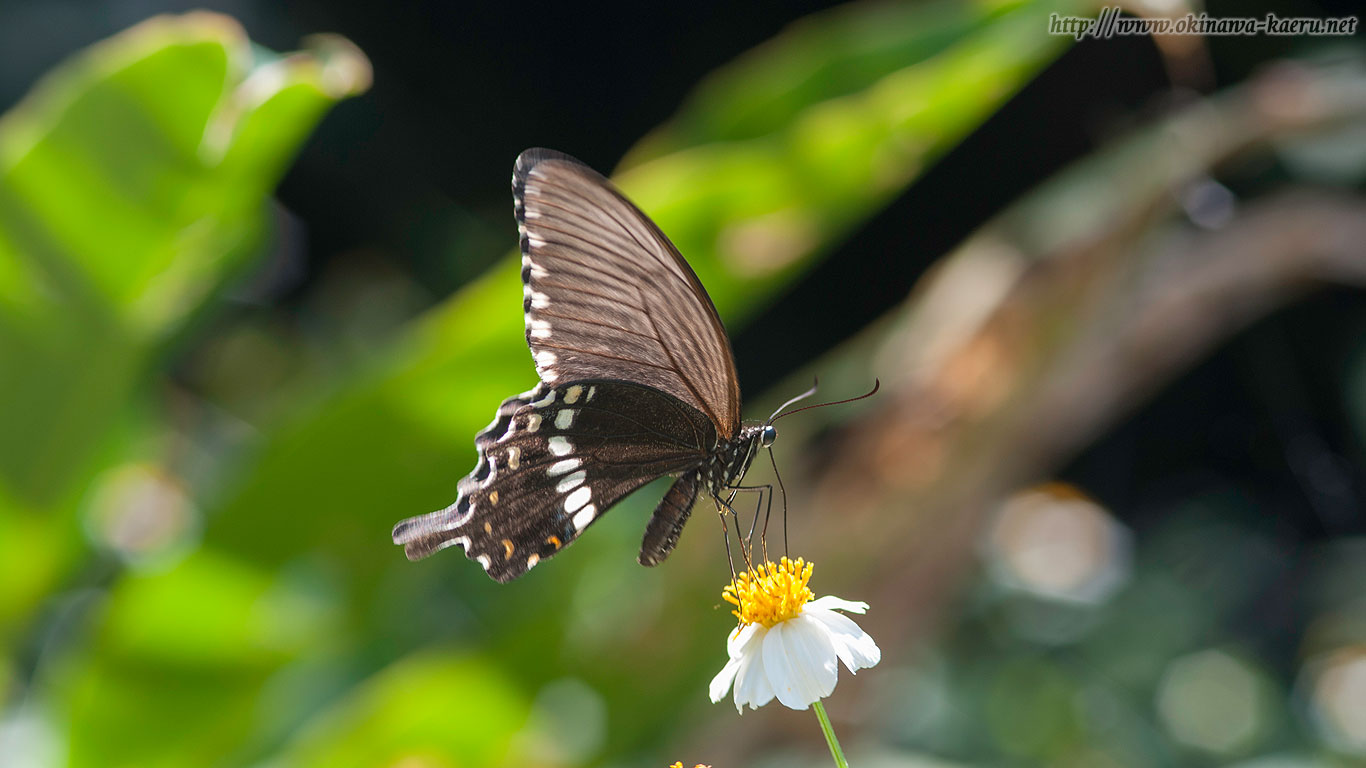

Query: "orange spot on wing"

xmin=502 ymin=539 xmax=514 ymax=559
xmin=546 ymin=535 xmax=562 ymax=550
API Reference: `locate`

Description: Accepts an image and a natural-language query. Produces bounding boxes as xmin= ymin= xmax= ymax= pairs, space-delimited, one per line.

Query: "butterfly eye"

xmin=761 ymin=424 xmax=777 ymax=447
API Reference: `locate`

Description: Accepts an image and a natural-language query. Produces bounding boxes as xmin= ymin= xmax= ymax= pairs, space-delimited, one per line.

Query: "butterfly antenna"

xmin=765 ymin=377 xmax=820 ymax=425
xmin=770 ymin=378 xmax=881 ymax=423
xmin=757 ymin=379 xmax=877 ymax=561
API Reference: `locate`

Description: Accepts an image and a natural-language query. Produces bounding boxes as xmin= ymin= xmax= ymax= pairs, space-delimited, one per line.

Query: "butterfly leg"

xmin=713 ymin=495 xmax=741 ymax=586
xmin=727 ymin=484 xmax=773 ymax=563
xmin=715 ymin=493 xmax=754 ymax=570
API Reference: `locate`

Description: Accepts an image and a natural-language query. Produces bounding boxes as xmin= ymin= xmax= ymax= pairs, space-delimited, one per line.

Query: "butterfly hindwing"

xmin=391 ymin=380 xmax=717 ymax=582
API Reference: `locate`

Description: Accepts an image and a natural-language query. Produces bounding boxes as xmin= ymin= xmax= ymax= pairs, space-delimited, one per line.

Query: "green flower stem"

xmin=812 ymin=700 xmax=848 ymax=768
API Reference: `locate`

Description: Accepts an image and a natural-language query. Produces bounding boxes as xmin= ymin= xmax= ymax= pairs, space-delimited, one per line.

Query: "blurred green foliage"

xmin=0 ymin=15 xmax=367 ymax=509
xmin=0 ymin=10 xmax=375 ymax=765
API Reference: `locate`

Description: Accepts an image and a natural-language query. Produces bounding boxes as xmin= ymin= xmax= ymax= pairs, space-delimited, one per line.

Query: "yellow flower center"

xmin=722 ymin=557 xmax=815 ymax=628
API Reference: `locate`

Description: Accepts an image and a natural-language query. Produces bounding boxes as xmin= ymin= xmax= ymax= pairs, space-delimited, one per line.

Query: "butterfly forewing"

xmin=514 ymin=149 xmax=741 ymax=436
xmin=391 ymin=380 xmax=718 ymax=582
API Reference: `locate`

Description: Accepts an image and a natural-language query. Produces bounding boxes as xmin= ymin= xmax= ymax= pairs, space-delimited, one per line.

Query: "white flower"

xmin=708 ymin=558 xmax=880 ymax=712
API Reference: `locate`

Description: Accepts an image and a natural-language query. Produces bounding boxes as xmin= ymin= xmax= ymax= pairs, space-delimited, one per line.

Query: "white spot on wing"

xmin=555 ymin=409 xmax=576 ymax=429
xmin=565 ymin=487 xmax=592 ymax=514
xmin=531 ymin=292 xmax=551 ymax=310
xmin=476 ymin=554 xmax=492 ymax=570
xmin=548 ymin=436 xmax=572 ymax=456
xmin=586 ymin=386 xmax=597 ymax=402
xmin=430 ymin=535 xmax=471 ymax=554
xmin=555 ymin=470 xmax=586 ymax=493
xmin=548 ymin=458 xmax=581 ymax=476
xmin=530 ymin=389 xmax=556 ymax=409
xmin=507 ymin=446 xmax=520 ymax=470
xmin=526 ymin=413 xmax=542 ymax=433
xmin=528 ymin=235 xmax=547 ymax=248
xmin=530 ymin=319 xmax=552 ymax=339
xmin=535 ymin=350 xmax=557 ymax=369
xmin=526 ymin=553 xmax=540 ymax=568
xmin=525 ymin=210 xmax=541 ymax=219
xmin=565 ymin=385 xmax=583 ymax=404
xmin=572 ymin=504 xmax=597 ymax=531
xmin=530 ymin=262 xmax=548 ymax=279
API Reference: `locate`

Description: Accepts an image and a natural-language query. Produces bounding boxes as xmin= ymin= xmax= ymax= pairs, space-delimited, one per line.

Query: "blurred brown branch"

xmin=809 ymin=60 xmax=1366 ymax=643
xmin=709 ymin=60 xmax=1366 ymax=754
xmin=828 ymin=189 xmax=1366 ymax=630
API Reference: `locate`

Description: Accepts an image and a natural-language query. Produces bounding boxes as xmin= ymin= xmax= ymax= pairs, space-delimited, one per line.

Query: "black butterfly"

xmin=391 ymin=148 xmax=775 ymax=582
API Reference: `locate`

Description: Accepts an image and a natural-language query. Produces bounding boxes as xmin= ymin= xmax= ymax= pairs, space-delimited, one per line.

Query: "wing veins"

xmin=527 ymin=156 xmax=739 ymax=437
xmin=529 ymin=194 xmax=686 ymax=284
xmin=535 ymin=309 xmax=659 ymax=342
xmin=530 ymin=225 xmax=666 ymax=286
xmin=533 ymin=279 xmax=647 ymax=313
xmin=534 ymin=341 xmax=682 ymax=374
xmin=533 ymin=226 xmax=733 ymax=435
xmin=560 ymin=400 xmax=707 ymax=451
xmin=636 ymin=287 xmax=725 ymax=433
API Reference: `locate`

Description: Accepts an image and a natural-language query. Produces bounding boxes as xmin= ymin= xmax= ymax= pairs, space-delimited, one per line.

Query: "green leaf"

xmin=0 ymin=13 xmax=370 ymax=505
xmin=47 ymin=550 xmax=345 ymax=768
xmin=266 ymin=653 xmax=530 ymax=768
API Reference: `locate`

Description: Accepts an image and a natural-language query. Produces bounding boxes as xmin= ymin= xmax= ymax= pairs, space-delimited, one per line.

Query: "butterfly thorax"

xmin=705 ymin=423 xmax=765 ymax=496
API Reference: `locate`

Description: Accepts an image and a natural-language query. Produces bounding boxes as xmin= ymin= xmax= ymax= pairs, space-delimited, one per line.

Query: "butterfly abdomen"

xmin=639 ymin=471 xmax=702 ymax=567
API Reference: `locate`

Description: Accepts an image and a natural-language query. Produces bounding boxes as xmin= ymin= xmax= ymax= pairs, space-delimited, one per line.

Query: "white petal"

xmin=762 ymin=617 xmax=839 ymax=710
xmin=727 ymin=622 xmax=763 ymax=660
xmin=804 ymin=606 xmax=881 ymax=673
xmin=709 ymin=656 xmax=741 ymax=704
xmin=733 ymin=644 xmax=775 ymax=712
xmin=714 ymin=624 xmax=768 ymax=712
xmin=807 ymin=595 xmax=870 ymax=615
